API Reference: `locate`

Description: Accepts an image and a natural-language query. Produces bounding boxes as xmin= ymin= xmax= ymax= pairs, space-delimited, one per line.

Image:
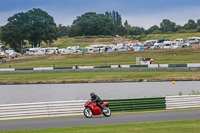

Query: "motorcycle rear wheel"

xmin=83 ymin=108 xmax=93 ymax=118
xmin=102 ymin=107 xmax=111 ymax=117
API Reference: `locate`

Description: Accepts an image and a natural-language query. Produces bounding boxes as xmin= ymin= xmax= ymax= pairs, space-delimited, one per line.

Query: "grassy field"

xmin=129 ymin=32 xmax=200 ymax=42
xmin=50 ymin=33 xmax=200 ymax=48
xmin=2 ymin=119 xmax=200 ymax=133
xmin=2 ymin=33 xmax=200 ymax=48
xmin=1 ymin=49 xmax=200 ymax=68
xmin=0 ymin=71 xmax=200 ymax=84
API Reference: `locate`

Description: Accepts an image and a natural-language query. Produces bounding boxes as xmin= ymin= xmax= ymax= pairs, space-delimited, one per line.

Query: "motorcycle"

xmin=83 ymin=100 xmax=111 ymax=118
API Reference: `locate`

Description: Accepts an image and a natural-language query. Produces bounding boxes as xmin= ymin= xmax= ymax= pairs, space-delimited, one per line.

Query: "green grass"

xmin=2 ymin=119 xmax=200 ymax=133
xmin=50 ymin=33 xmax=200 ymax=48
xmin=130 ymin=32 xmax=200 ymax=41
xmin=0 ymin=71 xmax=200 ymax=84
xmin=51 ymin=37 xmax=115 ymax=48
xmin=1 ymin=49 xmax=200 ymax=68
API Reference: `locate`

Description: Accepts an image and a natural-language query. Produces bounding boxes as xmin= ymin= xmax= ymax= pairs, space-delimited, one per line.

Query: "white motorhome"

xmin=187 ymin=37 xmax=200 ymax=44
xmin=45 ymin=47 xmax=59 ymax=55
xmin=66 ymin=46 xmax=79 ymax=53
xmin=152 ymin=39 xmax=166 ymax=49
xmin=163 ymin=41 xmax=179 ymax=49
xmin=59 ymin=48 xmax=74 ymax=55
xmin=174 ymin=38 xmax=184 ymax=44
xmin=26 ymin=48 xmax=46 ymax=55
xmin=90 ymin=45 xmax=107 ymax=52
xmin=144 ymin=40 xmax=157 ymax=46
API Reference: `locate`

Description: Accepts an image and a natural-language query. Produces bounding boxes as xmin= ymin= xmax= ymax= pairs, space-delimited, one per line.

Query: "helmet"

xmin=90 ymin=93 xmax=95 ymax=97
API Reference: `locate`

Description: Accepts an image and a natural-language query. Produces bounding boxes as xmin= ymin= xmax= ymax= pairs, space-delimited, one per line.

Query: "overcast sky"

xmin=1 ymin=0 xmax=200 ymax=29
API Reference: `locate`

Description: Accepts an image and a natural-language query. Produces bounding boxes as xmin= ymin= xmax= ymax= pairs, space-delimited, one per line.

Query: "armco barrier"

xmin=111 ymin=65 xmax=130 ymax=68
xmin=94 ymin=66 xmax=111 ymax=68
xmin=0 ymin=68 xmax=15 ymax=71
xmin=168 ymin=64 xmax=187 ymax=67
xmin=166 ymin=95 xmax=200 ymax=110
xmin=54 ymin=67 xmax=73 ymax=70
xmin=33 ymin=67 xmax=54 ymax=71
xmin=15 ymin=68 xmax=33 ymax=71
xmin=0 ymin=100 xmax=85 ymax=120
xmin=187 ymin=63 xmax=200 ymax=67
xmin=1 ymin=95 xmax=200 ymax=120
xmin=105 ymin=97 xmax=166 ymax=112
xmin=130 ymin=65 xmax=148 ymax=67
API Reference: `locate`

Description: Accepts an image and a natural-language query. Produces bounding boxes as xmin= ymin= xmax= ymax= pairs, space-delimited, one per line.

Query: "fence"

xmin=0 ymin=100 xmax=85 ymax=120
xmin=106 ymin=97 xmax=166 ymax=112
xmin=1 ymin=64 xmax=200 ymax=74
xmin=0 ymin=95 xmax=199 ymax=120
xmin=166 ymin=95 xmax=200 ymax=109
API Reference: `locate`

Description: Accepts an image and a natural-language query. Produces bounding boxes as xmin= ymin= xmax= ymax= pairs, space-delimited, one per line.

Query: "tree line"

xmin=1 ymin=8 xmax=200 ymax=51
xmin=57 ymin=12 xmax=200 ymax=37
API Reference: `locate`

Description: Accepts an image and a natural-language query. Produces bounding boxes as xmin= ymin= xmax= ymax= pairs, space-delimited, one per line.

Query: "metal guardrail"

xmin=105 ymin=97 xmax=166 ymax=112
xmin=0 ymin=100 xmax=86 ymax=120
xmin=166 ymin=95 xmax=200 ymax=109
xmin=1 ymin=63 xmax=200 ymax=73
xmin=0 ymin=95 xmax=200 ymax=120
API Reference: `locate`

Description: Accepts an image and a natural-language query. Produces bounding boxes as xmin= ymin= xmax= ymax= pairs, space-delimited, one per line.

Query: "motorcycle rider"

xmin=90 ymin=93 xmax=104 ymax=112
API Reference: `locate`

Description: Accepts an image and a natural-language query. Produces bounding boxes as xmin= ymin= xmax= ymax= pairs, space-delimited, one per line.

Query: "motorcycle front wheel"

xmin=83 ymin=108 xmax=93 ymax=118
xmin=102 ymin=107 xmax=111 ymax=117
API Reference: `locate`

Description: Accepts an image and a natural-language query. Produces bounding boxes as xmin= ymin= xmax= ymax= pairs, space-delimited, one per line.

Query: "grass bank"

xmin=1 ymin=49 xmax=200 ymax=68
xmin=51 ymin=33 xmax=200 ymax=48
xmin=2 ymin=119 xmax=200 ymax=133
xmin=129 ymin=32 xmax=200 ymax=41
xmin=0 ymin=71 xmax=200 ymax=84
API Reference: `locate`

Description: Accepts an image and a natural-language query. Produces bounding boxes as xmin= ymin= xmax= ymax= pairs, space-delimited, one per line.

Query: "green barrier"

xmin=54 ymin=67 xmax=73 ymax=70
xmin=94 ymin=66 xmax=111 ymax=69
xmin=15 ymin=68 xmax=33 ymax=71
xmin=130 ymin=65 xmax=148 ymax=67
xmin=104 ymin=97 xmax=166 ymax=112
xmin=168 ymin=64 xmax=187 ymax=67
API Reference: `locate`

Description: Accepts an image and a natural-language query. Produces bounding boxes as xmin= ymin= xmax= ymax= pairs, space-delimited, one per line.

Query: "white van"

xmin=174 ymin=38 xmax=184 ymax=44
xmin=187 ymin=37 xmax=200 ymax=44
xmin=144 ymin=40 xmax=157 ymax=46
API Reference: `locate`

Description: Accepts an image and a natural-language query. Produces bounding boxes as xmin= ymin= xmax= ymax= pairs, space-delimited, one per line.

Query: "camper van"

xmin=90 ymin=45 xmax=107 ymax=52
xmin=144 ymin=40 xmax=157 ymax=46
xmin=45 ymin=47 xmax=59 ymax=55
xmin=187 ymin=37 xmax=200 ymax=44
xmin=66 ymin=46 xmax=79 ymax=53
xmin=26 ymin=48 xmax=46 ymax=55
xmin=174 ymin=38 xmax=184 ymax=44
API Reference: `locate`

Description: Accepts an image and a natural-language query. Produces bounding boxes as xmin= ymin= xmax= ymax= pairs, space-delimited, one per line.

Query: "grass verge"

xmin=0 ymin=71 xmax=200 ymax=84
xmin=1 ymin=49 xmax=200 ymax=68
xmin=2 ymin=119 xmax=200 ymax=133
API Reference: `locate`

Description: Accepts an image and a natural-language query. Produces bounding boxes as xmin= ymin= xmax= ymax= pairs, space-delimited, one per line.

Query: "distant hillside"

xmin=2 ymin=32 xmax=200 ymax=49
xmin=131 ymin=32 xmax=200 ymax=41
xmin=52 ymin=37 xmax=132 ymax=48
xmin=52 ymin=33 xmax=200 ymax=48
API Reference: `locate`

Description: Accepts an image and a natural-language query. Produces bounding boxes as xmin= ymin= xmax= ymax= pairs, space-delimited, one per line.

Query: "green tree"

xmin=27 ymin=8 xmax=57 ymax=47
xmin=69 ymin=12 xmax=114 ymax=36
xmin=146 ymin=25 xmax=160 ymax=34
xmin=187 ymin=19 xmax=197 ymax=29
xmin=197 ymin=19 xmax=200 ymax=28
xmin=1 ymin=8 xmax=57 ymax=50
xmin=160 ymin=19 xmax=176 ymax=33
xmin=57 ymin=24 xmax=69 ymax=37
xmin=105 ymin=11 xmax=123 ymax=35
xmin=105 ymin=11 xmax=122 ymax=26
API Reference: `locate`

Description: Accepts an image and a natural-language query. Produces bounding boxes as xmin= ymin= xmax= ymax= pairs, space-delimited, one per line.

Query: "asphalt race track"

xmin=0 ymin=110 xmax=200 ymax=131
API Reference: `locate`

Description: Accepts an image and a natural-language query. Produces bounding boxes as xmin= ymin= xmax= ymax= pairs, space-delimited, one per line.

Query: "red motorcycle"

xmin=83 ymin=100 xmax=111 ymax=118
